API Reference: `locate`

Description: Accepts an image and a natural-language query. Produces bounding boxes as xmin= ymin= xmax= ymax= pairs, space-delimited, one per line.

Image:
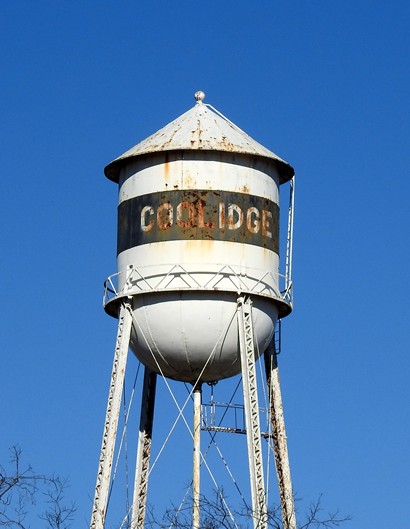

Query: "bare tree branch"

xmin=299 ymin=495 xmax=352 ymax=529
xmin=145 ymin=488 xmax=351 ymax=529
xmin=0 ymin=446 xmax=76 ymax=529
xmin=39 ymin=476 xmax=76 ymax=529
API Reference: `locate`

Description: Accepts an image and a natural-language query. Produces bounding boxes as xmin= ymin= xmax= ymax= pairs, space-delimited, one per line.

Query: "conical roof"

xmin=104 ymin=92 xmax=294 ymax=183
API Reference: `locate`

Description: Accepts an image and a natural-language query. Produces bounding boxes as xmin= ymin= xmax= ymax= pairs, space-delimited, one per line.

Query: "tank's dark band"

xmin=118 ymin=189 xmax=279 ymax=255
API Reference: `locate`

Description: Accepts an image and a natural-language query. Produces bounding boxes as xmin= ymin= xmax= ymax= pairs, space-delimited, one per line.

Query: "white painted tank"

xmin=104 ymin=92 xmax=294 ymax=383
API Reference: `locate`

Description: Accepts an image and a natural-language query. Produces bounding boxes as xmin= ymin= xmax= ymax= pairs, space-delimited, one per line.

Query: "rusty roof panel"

xmin=105 ymin=94 xmax=294 ymax=184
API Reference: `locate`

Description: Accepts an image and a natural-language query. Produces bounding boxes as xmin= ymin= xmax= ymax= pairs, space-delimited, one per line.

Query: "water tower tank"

xmin=104 ymin=92 xmax=294 ymax=383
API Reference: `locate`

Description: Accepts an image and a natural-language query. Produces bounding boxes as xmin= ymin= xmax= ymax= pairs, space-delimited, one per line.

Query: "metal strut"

xmin=131 ymin=367 xmax=157 ymax=529
xmin=264 ymin=344 xmax=297 ymax=529
xmin=192 ymin=384 xmax=202 ymax=529
xmin=90 ymin=300 xmax=133 ymax=529
xmin=237 ymin=296 xmax=267 ymax=529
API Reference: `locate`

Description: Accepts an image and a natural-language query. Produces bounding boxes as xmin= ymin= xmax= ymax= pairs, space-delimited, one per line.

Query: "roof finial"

xmin=194 ymin=90 xmax=206 ymax=104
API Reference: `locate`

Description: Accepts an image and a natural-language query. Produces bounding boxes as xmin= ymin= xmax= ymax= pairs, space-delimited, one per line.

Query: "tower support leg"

xmin=90 ymin=300 xmax=133 ymax=529
xmin=264 ymin=345 xmax=297 ymax=529
xmin=237 ymin=296 xmax=267 ymax=529
xmin=192 ymin=384 xmax=202 ymax=529
xmin=131 ymin=367 xmax=157 ymax=529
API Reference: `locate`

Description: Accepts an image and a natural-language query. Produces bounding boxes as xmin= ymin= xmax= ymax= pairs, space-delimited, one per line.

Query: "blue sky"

xmin=1 ymin=1 xmax=409 ymax=528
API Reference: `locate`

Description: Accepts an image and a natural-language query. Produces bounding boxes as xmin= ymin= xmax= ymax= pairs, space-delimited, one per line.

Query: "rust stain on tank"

xmin=184 ymin=238 xmax=216 ymax=254
xmin=182 ymin=170 xmax=197 ymax=189
xmin=188 ymin=119 xmax=205 ymax=149
xmin=219 ymin=135 xmax=235 ymax=152
xmin=163 ymin=152 xmax=170 ymax=184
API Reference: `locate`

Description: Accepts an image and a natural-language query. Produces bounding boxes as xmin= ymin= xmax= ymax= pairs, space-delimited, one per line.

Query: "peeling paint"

xmin=118 ymin=189 xmax=279 ymax=255
xmin=104 ymin=101 xmax=294 ymax=184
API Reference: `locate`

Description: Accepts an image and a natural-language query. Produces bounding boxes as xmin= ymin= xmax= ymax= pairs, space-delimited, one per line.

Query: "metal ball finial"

xmin=194 ymin=90 xmax=206 ymax=103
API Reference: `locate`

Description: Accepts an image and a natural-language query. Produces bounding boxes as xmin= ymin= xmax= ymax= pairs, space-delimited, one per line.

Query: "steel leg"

xmin=90 ymin=300 xmax=133 ymax=529
xmin=264 ymin=345 xmax=297 ymax=529
xmin=237 ymin=296 xmax=267 ymax=529
xmin=131 ymin=367 xmax=157 ymax=529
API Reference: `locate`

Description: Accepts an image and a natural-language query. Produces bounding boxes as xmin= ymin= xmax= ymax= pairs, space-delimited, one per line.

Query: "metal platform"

xmin=201 ymin=401 xmax=272 ymax=438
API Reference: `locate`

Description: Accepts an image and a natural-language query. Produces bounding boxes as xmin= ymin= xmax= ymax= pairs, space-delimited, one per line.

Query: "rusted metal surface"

xmin=238 ymin=296 xmax=267 ymax=529
xmin=131 ymin=368 xmax=157 ymax=529
xmin=104 ymin=97 xmax=294 ymax=184
xmin=118 ymin=189 xmax=279 ymax=254
xmin=103 ymin=92 xmax=293 ymax=384
xmin=264 ymin=347 xmax=297 ymax=529
xmin=90 ymin=301 xmax=132 ymax=529
xmin=94 ymin=92 xmax=297 ymax=529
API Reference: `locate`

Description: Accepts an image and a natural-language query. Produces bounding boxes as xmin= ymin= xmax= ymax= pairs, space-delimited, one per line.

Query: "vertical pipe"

xmin=264 ymin=345 xmax=297 ymax=529
xmin=192 ymin=384 xmax=202 ymax=529
xmin=131 ymin=368 xmax=157 ymax=529
xmin=285 ymin=176 xmax=295 ymax=297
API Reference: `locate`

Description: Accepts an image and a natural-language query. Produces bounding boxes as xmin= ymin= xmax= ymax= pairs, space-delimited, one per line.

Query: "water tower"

xmin=90 ymin=92 xmax=296 ymax=529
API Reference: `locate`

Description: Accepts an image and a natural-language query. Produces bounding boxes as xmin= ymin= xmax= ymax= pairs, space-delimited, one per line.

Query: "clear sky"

xmin=1 ymin=1 xmax=409 ymax=528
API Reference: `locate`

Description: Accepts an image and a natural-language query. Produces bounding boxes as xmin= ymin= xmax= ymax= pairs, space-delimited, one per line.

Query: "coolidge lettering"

xmin=118 ymin=190 xmax=279 ymax=254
